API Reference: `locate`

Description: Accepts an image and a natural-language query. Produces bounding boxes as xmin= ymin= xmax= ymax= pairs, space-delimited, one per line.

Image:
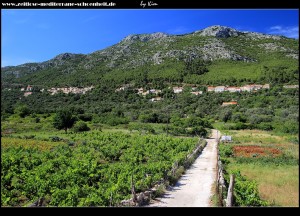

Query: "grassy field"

xmin=217 ymin=128 xmax=299 ymax=206
xmin=228 ymin=163 xmax=298 ymax=206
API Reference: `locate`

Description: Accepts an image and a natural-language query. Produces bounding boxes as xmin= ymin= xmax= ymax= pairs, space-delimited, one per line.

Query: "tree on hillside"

xmin=185 ymin=58 xmax=210 ymax=75
xmin=14 ymin=104 xmax=31 ymax=118
xmin=53 ymin=110 xmax=76 ymax=133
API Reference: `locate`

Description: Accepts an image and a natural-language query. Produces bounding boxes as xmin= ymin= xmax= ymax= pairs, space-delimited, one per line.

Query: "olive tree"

xmin=53 ymin=110 xmax=76 ymax=133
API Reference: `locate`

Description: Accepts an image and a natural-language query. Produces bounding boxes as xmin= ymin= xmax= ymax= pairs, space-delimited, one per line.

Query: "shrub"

xmin=228 ymin=122 xmax=248 ymax=130
xmin=68 ymin=141 xmax=75 ymax=146
xmin=231 ymin=171 xmax=268 ymax=206
xmin=53 ymin=110 xmax=76 ymax=133
xmin=73 ymin=121 xmax=90 ymax=132
xmin=23 ymin=135 xmax=35 ymax=139
xmin=219 ymin=144 xmax=233 ymax=158
xmin=256 ymin=122 xmax=273 ymax=131
xmin=50 ymin=136 xmax=62 ymax=142
xmin=78 ymin=114 xmax=93 ymax=122
xmin=153 ymin=184 xmax=166 ymax=198
xmin=14 ymin=104 xmax=30 ymax=118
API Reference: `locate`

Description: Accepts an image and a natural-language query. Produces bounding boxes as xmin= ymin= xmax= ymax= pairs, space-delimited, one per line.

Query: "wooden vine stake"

xmin=226 ymin=174 xmax=235 ymax=207
xmin=131 ymin=174 xmax=137 ymax=203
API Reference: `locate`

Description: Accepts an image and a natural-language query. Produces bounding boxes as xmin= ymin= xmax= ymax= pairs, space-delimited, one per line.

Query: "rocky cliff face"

xmin=195 ymin=25 xmax=282 ymax=40
xmin=122 ymin=32 xmax=169 ymax=43
xmin=196 ymin=25 xmax=242 ymax=38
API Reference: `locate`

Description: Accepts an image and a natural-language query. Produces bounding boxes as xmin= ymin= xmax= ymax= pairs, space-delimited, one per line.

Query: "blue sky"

xmin=2 ymin=9 xmax=299 ymax=67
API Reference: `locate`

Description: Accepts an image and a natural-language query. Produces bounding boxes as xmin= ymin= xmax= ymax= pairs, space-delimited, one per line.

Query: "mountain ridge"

xmin=1 ymin=25 xmax=298 ymax=87
xmin=2 ymin=25 xmax=292 ymax=68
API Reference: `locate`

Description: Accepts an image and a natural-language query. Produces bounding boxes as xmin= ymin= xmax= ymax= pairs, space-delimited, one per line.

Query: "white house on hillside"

xmin=173 ymin=87 xmax=183 ymax=94
xmin=214 ymin=86 xmax=226 ymax=92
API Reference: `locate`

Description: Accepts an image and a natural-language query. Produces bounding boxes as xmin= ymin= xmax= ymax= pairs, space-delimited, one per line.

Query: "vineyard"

xmin=1 ymin=131 xmax=203 ymax=206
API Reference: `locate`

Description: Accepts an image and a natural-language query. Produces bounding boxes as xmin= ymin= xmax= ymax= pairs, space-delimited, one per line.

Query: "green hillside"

xmin=2 ymin=25 xmax=298 ymax=87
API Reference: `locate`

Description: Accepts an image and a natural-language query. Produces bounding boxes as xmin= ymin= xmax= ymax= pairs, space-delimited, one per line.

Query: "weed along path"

xmin=149 ymin=129 xmax=220 ymax=207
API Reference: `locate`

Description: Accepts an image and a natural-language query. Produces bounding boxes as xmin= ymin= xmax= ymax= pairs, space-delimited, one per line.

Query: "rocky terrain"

xmin=1 ymin=25 xmax=298 ymax=87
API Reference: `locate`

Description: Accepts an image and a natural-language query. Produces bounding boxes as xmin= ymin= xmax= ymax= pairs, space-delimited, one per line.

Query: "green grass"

xmin=227 ymin=163 xmax=299 ymax=206
xmin=1 ymin=137 xmax=63 ymax=151
xmin=218 ymin=129 xmax=299 ymax=206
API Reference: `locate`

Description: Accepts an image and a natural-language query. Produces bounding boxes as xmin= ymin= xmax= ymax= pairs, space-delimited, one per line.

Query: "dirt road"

xmin=149 ymin=129 xmax=220 ymax=207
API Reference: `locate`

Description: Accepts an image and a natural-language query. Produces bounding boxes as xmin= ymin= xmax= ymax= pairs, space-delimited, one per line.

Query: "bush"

xmin=14 ymin=104 xmax=30 ymax=118
xmin=165 ymin=125 xmax=185 ymax=136
xmin=78 ymin=114 xmax=92 ymax=122
xmin=73 ymin=121 xmax=90 ymax=132
xmin=228 ymin=122 xmax=248 ymax=130
xmin=139 ymin=113 xmax=159 ymax=123
xmin=231 ymin=171 xmax=268 ymax=206
xmin=256 ymin=122 xmax=273 ymax=131
xmin=23 ymin=135 xmax=35 ymax=139
xmin=107 ymin=117 xmax=129 ymax=126
xmin=53 ymin=110 xmax=76 ymax=133
xmin=68 ymin=141 xmax=75 ymax=146
xmin=188 ymin=126 xmax=207 ymax=137
xmin=50 ymin=136 xmax=62 ymax=142
xmin=219 ymin=144 xmax=233 ymax=158
xmin=130 ymin=123 xmax=155 ymax=134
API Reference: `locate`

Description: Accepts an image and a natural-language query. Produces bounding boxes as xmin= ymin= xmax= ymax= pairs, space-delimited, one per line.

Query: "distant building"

xmin=191 ymin=91 xmax=203 ymax=96
xmin=137 ymin=88 xmax=144 ymax=94
xmin=115 ymin=84 xmax=132 ymax=92
xmin=214 ymin=86 xmax=226 ymax=92
xmin=154 ymin=89 xmax=162 ymax=94
xmin=283 ymin=85 xmax=299 ymax=89
xmin=222 ymin=101 xmax=238 ymax=106
xmin=142 ymin=91 xmax=150 ymax=96
xmin=227 ymin=87 xmax=241 ymax=93
xmin=241 ymin=85 xmax=253 ymax=92
xmin=235 ymin=87 xmax=241 ymax=92
xmin=173 ymin=87 xmax=183 ymax=94
xmin=150 ymin=97 xmax=162 ymax=102
xmin=24 ymin=92 xmax=32 ymax=97
xmin=241 ymin=84 xmax=263 ymax=92
xmin=262 ymin=84 xmax=270 ymax=89
xmin=149 ymin=89 xmax=162 ymax=95
xmin=26 ymin=85 xmax=33 ymax=91
xmin=115 ymin=86 xmax=126 ymax=92
xmin=221 ymin=135 xmax=232 ymax=142
xmin=207 ymin=86 xmax=215 ymax=92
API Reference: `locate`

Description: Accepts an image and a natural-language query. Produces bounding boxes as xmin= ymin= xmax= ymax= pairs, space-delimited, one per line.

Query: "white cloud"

xmin=268 ymin=25 xmax=299 ymax=39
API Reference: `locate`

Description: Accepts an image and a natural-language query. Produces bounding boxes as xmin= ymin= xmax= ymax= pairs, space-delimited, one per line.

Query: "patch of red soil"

xmin=233 ymin=145 xmax=282 ymax=158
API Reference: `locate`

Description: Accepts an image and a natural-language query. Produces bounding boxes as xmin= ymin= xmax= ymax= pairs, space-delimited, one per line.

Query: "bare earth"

xmin=149 ymin=129 xmax=220 ymax=207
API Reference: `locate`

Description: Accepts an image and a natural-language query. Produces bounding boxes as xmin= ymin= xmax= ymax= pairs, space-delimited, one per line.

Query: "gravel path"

xmin=149 ymin=129 xmax=220 ymax=207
